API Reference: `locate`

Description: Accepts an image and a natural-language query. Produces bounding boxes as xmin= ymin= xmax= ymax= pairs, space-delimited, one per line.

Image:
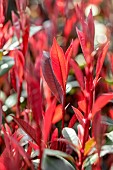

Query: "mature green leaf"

xmin=83 ymin=153 xmax=98 ymax=168
xmin=62 ymin=127 xmax=80 ymax=146
xmin=100 ymin=145 xmax=113 ymax=157
xmin=5 ymin=93 xmax=17 ymax=108
xmin=0 ymin=56 xmax=15 ymax=76
xmin=106 ymin=131 xmax=113 ymax=142
xmin=102 ymin=116 xmax=113 ymax=125
xmin=29 ymin=26 xmax=42 ymax=37
xmin=42 ymin=149 xmax=75 ymax=170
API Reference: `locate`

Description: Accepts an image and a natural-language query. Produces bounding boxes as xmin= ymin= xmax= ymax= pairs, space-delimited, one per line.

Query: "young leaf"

xmin=87 ymin=9 xmax=95 ymax=51
xmin=52 ymin=104 xmax=62 ymax=124
xmin=76 ymin=28 xmax=87 ymax=60
xmin=13 ymin=117 xmax=41 ymax=146
xmin=94 ymin=42 xmax=109 ymax=84
xmin=65 ymin=41 xmax=73 ymax=77
xmin=15 ymin=50 xmax=25 ymax=83
xmin=70 ymin=59 xmax=85 ymax=90
xmin=92 ymin=112 xmax=106 ymax=152
xmin=43 ymin=99 xmax=56 ymax=144
xmin=50 ymin=38 xmax=66 ymax=91
xmin=42 ymin=51 xmax=64 ymax=103
xmin=12 ymin=11 xmax=20 ymax=40
xmin=26 ymin=72 xmax=42 ymax=125
xmin=50 ymin=128 xmax=58 ymax=150
xmin=72 ymin=106 xmax=84 ymax=126
xmin=0 ymin=102 xmax=2 ymax=127
xmin=92 ymin=93 xmax=113 ymax=117
xmin=68 ymin=114 xmax=77 ymax=128
xmin=78 ymin=99 xmax=86 ymax=113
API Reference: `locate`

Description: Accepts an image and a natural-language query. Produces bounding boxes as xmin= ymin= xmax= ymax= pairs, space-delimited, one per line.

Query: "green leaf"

xmin=75 ymin=53 xmax=86 ymax=68
xmin=100 ymin=145 xmax=113 ymax=157
xmin=83 ymin=153 xmax=98 ymax=168
xmin=29 ymin=26 xmax=42 ymax=37
xmin=44 ymin=149 xmax=74 ymax=161
xmin=5 ymin=93 xmax=17 ymax=108
xmin=62 ymin=127 xmax=80 ymax=146
xmin=106 ymin=131 xmax=113 ymax=142
xmin=102 ymin=116 xmax=113 ymax=125
xmin=0 ymin=56 xmax=15 ymax=76
xmin=42 ymin=149 xmax=75 ymax=170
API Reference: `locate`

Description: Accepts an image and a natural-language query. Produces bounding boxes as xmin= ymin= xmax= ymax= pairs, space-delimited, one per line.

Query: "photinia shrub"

xmin=0 ymin=0 xmax=113 ymax=170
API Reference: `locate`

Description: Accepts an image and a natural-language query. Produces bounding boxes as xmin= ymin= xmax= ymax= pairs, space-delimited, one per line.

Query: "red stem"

xmin=62 ymin=95 xmax=66 ymax=130
xmin=79 ymin=66 xmax=94 ymax=170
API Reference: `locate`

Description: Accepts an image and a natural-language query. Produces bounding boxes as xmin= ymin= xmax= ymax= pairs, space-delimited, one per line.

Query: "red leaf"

xmin=13 ymin=117 xmax=41 ymax=146
xmin=12 ymin=11 xmax=20 ymax=40
xmin=15 ymin=50 xmax=25 ymax=83
xmin=70 ymin=59 xmax=85 ymax=90
xmin=87 ymin=9 xmax=95 ymax=51
xmin=78 ymin=99 xmax=86 ymax=113
xmin=10 ymin=136 xmax=31 ymax=167
xmin=26 ymin=72 xmax=42 ymax=125
xmin=42 ymin=51 xmax=64 ymax=103
xmin=50 ymin=128 xmax=58 ymax=150
xmin=52 ymin=104 xmax=62 ymax=124
xmin=0 ymin=102 xmax=2 ymax=127
xmin=72 ymin=38 xmax=79 ymax=57
xmin=72 ymin=106 xmax=84 ymax=126
xmin=68 ymin=114 xmax=77 ymax=128
xmin=50 ymin=38 xmax=66 ymax=91
xmin=76 ymin=28 xmax=88 ymax=61
xmin=95 ymin=42 xmax=109 ymax=84
xmin=0 ymin=148 xmax=20 ymax=170
xmin=22 ymin=23 xmax=29 ymax=56
xmin=43 ymin=99 xmax=56 ymax=144
xmin=92 ymin=93 xmax=113 ymax=117
xmin=92 ymin=112 xmax=106 ymax=152
xmin=65 ymin=41 xmax=73 ymax=77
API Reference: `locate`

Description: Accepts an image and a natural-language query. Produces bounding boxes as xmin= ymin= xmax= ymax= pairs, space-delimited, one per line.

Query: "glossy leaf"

xmin=76 ymin=28 xmax=87 ymax=60
xmin=84 ymin=138 xmax=96 ymax=156
xmin=87 ymin=9 xmax=95 ymax=51
xmin=101 ymin=116 xmax=113 ymax=126
xmin=29 ymin=26 xmax=42 ymax=37
xmin=14 ymin=50 xmax=25 ymax=83
xmin=52 ymin=104 xmax=62 ymax=124
xmin=106 ymin=131 xmax=113 ymax=142
xmin=50 ymin=38 xmax=66 ymax=91
xmin=42 ymin=51 xmax=64 ymax=103
xmin=0 ymin=56 xmax=15 ymax=76
xmin=12 ymin=11 xmax=20 ymax=40
xmin=92 ymin=112 xmax=106 ymax=152
xmin=13 ymin=117 xmax=41 ymax=145
xmin=65 ymin=41 xmax=73 ymax=77
xmin=5 ymin=93 xmax=17 ymax=108
xmin=78 ymin=99 xmax=86 ymax=113
xmin=70 ymin=59 xmax=85 ymax=90
xmin=62 ymin=127 xmax=80 ymax=146
xmin=68 ymin=114 xmax=77 ymax=128
xmin=95 ymin=42 xmax=109 ymax=84
xmin=43 ymin=99 xmax=56 ymax=144
xmin=42 ymin=149 xmax=75 ymax=170
xmin=50 ymin=128 xmax=58 ymax=150
xmin=92 ymin=93 xmax=113 ymax=117
xmin=72 ymin=106 xmax=84 ymax=126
